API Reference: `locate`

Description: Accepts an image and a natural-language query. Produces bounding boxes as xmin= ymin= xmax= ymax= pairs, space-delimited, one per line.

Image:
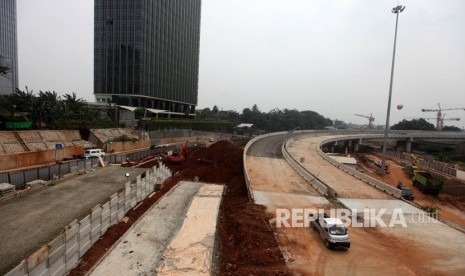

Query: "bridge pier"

xmin=405 ymin=140 xmax=412 ymax=153
xmin=353 ymin=140 xmax=359 ymax=152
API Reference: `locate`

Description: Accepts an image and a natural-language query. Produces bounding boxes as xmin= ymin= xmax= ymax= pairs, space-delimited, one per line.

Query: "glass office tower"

xmin=0 ymin=0 xmax=18 ymax=95
xmin=94 ymin=0 xmax=201 ymax=115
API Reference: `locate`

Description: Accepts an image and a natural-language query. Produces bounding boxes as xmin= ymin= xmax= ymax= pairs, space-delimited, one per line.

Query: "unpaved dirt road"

xmin=246 ymin=133 xmax=465 ymax=275
xmin=359 ymin=153 xmax=465 ymax=232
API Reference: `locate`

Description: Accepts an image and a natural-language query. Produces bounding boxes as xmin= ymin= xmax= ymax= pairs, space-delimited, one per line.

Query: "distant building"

xmin=94 ymin=0 xmax=201 ymax=116
xmin=0 ymin=0 xmax=18 ymax=95
xmin=234 ymin=123 xmax=257 ymax=136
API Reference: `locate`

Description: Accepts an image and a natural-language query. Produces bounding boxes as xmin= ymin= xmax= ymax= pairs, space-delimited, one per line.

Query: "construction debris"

xmin=0 ymin=183 xmax=15 ymax=197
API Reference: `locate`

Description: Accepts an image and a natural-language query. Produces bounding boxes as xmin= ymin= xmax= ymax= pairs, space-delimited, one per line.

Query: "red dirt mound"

xmin=69 ymin=140 xmax=290 ymax=275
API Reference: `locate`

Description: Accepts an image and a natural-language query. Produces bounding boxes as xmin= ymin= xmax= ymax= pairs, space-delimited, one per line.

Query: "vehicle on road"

xmin=397 ymin=182 xmax=415 ymax=200
xmin=83 ymin=149 xmax=104 ymax=159
xmin=412 ymin=171 xmax=443 ymax=195
xmin=310 ymin=213 xmax=350 ymax=249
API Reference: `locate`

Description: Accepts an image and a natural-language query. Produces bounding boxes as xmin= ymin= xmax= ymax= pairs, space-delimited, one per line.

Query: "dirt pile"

xmin=69 ymin=140 xmax=290 ymax=275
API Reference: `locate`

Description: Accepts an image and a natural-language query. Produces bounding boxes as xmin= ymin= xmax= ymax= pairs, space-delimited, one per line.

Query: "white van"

xmin=83 ymin=149 xmax=104 ymax=159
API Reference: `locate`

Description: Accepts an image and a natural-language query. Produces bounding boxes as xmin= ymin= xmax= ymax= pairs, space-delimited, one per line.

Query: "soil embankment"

xmin=70 ymin=140 xmax=290 ymax=275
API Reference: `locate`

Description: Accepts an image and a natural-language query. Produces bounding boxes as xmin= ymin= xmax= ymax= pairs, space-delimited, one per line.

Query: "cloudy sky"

xmin=17 ymin=0 xmax=465 ymax=128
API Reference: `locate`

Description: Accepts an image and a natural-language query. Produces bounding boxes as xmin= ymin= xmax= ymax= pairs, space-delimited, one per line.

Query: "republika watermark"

xmin=275 ymin=208 xmax=439 ymax=228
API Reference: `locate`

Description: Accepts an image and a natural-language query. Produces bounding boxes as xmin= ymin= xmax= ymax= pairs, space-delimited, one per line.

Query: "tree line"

xmin=195 ymin=104 xmax=333 ymax=132
xmin=0 ymin=88 xmax=116 ymax=129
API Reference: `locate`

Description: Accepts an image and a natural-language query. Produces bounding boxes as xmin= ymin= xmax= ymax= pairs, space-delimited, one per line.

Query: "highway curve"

xmin=245 ymin=132 xmax=465 ymax=275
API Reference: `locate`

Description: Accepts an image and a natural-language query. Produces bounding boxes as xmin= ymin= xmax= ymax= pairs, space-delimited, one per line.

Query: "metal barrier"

xmin=1 ymin=141 xmax=206 ymax=190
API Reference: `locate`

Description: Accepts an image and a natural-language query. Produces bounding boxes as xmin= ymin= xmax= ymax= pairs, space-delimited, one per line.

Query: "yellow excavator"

xmin=410 ymin=154 xmax=422 ymax=172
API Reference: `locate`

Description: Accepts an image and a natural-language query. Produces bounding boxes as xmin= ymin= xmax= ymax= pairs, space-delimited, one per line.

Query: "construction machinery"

xmin=354 ymin=114 xmax=375 ymax=129
xmin=408 ymin=154 xmax=443 ymax=195
xmin=412 ymin=171 xmax=443 ymax=195
xmin=168 ymin=141 xmax=188 ymax=163
xmin=421 ymin=103 xmax=465 ymax=131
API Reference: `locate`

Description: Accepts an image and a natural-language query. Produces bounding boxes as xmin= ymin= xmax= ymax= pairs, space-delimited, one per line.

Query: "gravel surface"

xmin=0 ymin=165 xmax=146 ymax=275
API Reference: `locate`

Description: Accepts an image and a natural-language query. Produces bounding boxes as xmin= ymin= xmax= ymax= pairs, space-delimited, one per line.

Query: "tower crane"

xmin=421 ymin=103 xmax=465 ymax=131
xmin=426 ymin=114 xmax=460 ymax=130
xmin=354 ymin=113 xmax=375 ymax=129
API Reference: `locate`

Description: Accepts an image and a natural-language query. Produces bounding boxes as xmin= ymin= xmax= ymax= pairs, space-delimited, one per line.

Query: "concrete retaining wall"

xmin=387 ymin=151 xmax=457 ymax=177
xmin=243 ymin=132 xmax=287 ymax=202
xmin=6 ymin=164 xmax=172 ymax=276
xmin=0 ymin=146 xmax=84 ymax=172
xmin=103 ymin=140 xmax=150 ymax=153
xmin=457 ymin=170 xmax=465 ymax=181
xmin=314 ymin=136 xmax=402 ymax=198
xmin=282 ymin=138 xmax=330 ymax=196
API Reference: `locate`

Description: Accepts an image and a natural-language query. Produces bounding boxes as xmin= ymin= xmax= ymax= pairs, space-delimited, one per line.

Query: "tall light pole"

xmin=381 ymin=5 xmax=405 ymax=174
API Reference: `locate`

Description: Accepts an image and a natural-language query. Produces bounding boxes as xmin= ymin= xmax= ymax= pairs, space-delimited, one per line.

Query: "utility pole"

xmin=381 ymin=5 xmax=405 ymax=174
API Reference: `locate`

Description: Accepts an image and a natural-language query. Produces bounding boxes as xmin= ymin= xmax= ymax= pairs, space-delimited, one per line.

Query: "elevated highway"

xmin=245 ymin=130 xmax=465 ymax=275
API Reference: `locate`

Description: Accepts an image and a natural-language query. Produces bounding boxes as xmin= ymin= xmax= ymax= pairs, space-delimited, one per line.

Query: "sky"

xmin=16 ymin=0 xmax=465 ymax=128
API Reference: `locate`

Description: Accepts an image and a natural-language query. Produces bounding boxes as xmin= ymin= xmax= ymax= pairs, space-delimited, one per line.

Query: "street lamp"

xmin=381 ymin=5 xmax=405 ymax=174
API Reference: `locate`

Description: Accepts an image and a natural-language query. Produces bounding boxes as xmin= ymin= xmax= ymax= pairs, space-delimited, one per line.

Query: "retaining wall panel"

xmin=27 ymin=246 xmax=48 ymax=276
xmin=64 ymin=220 xmax=79 ymax=241
xmin=48 ymin=235 xmax=65 ymax=265
xmin=117 ymin=192 xmax=125 ymax=220
xmin=49 ymin=255 xmax=66 ymax=276
xmin=78 ymin=215 xmax=91 ymax=238
xmin=91 ymin=205 xmax=102 ymax=244
xmin=65 ymin=250 xmax=79 ymax=271
xmin=28 ymin=262 xmax=48 ymax=276
xmin=110 ymin=194 xmax=118 ymax=225
xmin=79 ymin=235 xmax=91 ymax=257
xmin=102 ymin=216 xmax=110 ymax=233
xmin=5 ymin=260 xmax=26 ymax=276
xmin=101 ymin=202 xmax=110 ymax=222
xmin=65 ymin=239 xmax=79 ymax=264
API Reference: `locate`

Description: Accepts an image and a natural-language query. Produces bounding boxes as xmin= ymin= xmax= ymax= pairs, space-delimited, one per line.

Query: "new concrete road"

xmin=246 ymin=132 xmax=465 ymax=275
xmin=90 ymin=182 xmax=224 ymax=276
xmin=0 ymin=165 xmax=147 ymax=275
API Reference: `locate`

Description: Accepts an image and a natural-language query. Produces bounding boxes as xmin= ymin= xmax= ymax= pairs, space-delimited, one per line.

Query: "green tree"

xmin=391 ymin=119 xmax=435 ymax=130
xmin=442 ymin=125 xmax=462 ymax=131
xmin=12 ymin=88 xmax=35 ymax=114
xmin=34 ymin=91 xmax=61 ymax=128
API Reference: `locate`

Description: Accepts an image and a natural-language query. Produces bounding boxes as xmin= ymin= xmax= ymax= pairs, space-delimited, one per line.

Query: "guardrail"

xmin=243 ymin=132 xmax=288 ymax=202
xmin=282 ymin=138 xmax=330 ymax=196
xmin=312 ymin=136 xmax=402 ymax=198
xmin=6 ymin=164 xmax=172 ymax=276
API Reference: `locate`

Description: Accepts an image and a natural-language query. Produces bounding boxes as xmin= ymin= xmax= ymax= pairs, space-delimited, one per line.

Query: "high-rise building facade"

xmin=0 ymin=0 xmax=18 ymax=95
xmin=94 ymin=0 xmax=201 ymax=115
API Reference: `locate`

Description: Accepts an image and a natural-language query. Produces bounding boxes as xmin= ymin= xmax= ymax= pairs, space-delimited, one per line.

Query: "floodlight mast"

xmin=381 ymin=5 xmax=405 ymax=174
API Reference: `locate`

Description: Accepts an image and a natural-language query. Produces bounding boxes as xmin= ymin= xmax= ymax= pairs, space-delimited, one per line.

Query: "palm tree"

xmin=62 ymin=92 xmax=84 ymax=120
xmin=34 ymin=91 xmax=61 ymax=128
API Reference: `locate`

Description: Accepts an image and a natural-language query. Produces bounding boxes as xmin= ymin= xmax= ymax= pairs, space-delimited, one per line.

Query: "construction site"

xmin=1 ymin=128 xmax=465 ymax=275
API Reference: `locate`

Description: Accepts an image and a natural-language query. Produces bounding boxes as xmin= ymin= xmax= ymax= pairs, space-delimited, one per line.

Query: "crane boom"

xmin=421 ymin=103 xmax=465 ymax=130
xmin=354 ymin=113 xmax=375 ymax=128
